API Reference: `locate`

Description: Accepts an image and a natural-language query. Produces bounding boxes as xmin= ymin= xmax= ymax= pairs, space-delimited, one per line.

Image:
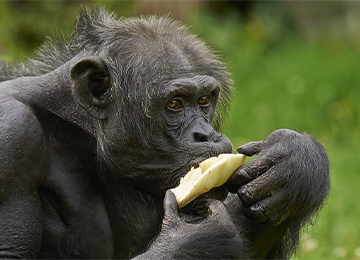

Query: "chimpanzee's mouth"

xmin=189 ymin=157 xmax=204 ymax=169
xmin=189 ymin=151 xmax=231 ymax=169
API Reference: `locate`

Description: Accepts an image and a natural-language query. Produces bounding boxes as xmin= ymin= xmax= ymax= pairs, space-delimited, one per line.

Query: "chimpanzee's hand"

xmin=136 ymin=190 xmax=244 ymax=259
xmin=226 ymin=129 xmax=330 ymax=226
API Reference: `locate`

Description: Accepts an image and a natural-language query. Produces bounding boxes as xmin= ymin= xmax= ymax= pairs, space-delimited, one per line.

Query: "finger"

xmin=226 ymin=168 xmax=253 ymax=193
xmin=237 ymin=141 xmax=265 ymax=156
xmin=265 ymin=205 xmax=292 ymax=226
xmin=163 ymin=190 xmax=180 ymax=228
xmin=242 ymin=190 xmax=292 ymax=224
xmin=237 ymin=166 xmax=286 ymax=207
xmin=164 ymin=190 xmax=179 ymax=216
xmin=226 ymin=153 xmax=276 ymax=192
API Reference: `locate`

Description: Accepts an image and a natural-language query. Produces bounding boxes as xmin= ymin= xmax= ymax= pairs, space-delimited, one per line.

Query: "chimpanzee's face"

xmin=156 ymin=74 xmax=233 ymax=163
xmin=103 ymin=43 xmax=233 ymax=194
xmin=70 ymin=20 xmax=233 ymax=195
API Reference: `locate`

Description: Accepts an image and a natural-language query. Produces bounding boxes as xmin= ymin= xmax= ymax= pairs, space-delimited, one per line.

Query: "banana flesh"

xmin=171 ymin=153 xmax=246 ymax=208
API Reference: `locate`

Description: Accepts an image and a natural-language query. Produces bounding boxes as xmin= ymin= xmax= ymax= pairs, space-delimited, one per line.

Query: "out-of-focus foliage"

xmin=188 ymin=5 xmax=360 ymax=259
xmin=1 ymin=1 xmax=359 ymax=259
xmin=0 ymin=1 xmax=83 ymax=61
xmin=0 ymin=0 xmax=140 ymax=61
xmin=191 ymin=5 xmax=360 ymax=260
xmin=187 ymin=3 xmax=360 ymax=149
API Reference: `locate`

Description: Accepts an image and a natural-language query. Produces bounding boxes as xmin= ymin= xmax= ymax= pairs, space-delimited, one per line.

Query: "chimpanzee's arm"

xmin=226 ymin=129 xmax=330 ymax=259
xmin=0 ymin=101 xmax=46 ymax=258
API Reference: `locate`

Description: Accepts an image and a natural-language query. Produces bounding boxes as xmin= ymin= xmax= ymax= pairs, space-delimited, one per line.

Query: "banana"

xmin=171 ymin=153 xmax=246 ymax=208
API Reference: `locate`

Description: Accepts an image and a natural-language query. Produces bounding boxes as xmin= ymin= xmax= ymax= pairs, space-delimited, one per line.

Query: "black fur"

xmin=0 ymin=6 xmax=329 ymax=259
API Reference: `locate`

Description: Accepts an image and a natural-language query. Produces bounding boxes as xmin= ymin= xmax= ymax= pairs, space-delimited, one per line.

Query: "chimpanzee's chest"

xmin=37 ymin=186 xmax=114 ymax=259
xmin=37 ymin=181 xmax=164 ymax=259
xmin=102 ymin=187 xmax=165 ymax=259
xmin=34 ymin=131 xmax=164 ymax=258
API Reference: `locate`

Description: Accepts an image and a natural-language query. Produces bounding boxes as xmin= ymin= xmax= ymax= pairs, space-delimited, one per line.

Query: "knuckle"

xmin=226 ymin=171 xmax=242 ymax=193
xmin=226 ymin=168 xmax=254 ymax=192
xmin=240 ymin=168 xmax=253 ymax=180
xmin=238 ymin=186 xmax=255 ymax=207
xmin=249 ymin=156 xmax=274 ymax=175
xmin=163 ymin=213 xmax=180 ymax=229
xmin=238 ymin=168 xmax=254 ymax=184
xmin=273 ymin=129 xmax=297 ymax=136
xmin=266 ymin=129 xmax=300 ymax=145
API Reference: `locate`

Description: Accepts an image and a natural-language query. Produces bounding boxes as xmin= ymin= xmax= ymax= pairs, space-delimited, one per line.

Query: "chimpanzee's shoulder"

xmin=0 ymin=91 xmax=44 ymax=150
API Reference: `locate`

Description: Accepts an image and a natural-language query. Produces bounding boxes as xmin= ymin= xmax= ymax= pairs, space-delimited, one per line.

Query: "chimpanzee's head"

xmin=69 ymin=7 xmax=233 ymax=195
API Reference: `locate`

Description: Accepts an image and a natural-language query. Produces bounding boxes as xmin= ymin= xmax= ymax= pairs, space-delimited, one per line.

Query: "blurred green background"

xmin=1 ymin=1 xmax=359 ymax=259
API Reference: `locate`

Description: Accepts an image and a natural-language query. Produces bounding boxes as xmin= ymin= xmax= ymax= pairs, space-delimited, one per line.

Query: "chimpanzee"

xmin=0 ymin=6 xmax=329 ymax=259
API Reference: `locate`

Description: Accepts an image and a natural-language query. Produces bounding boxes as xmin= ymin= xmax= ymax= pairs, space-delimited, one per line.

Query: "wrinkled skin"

xmin=229 ymin=129 xmax=329 ymax=226
xmin=225 ymin=129 xmax=330 ymax=259
xmin=0 ymin=7 xmax=329 ymax=260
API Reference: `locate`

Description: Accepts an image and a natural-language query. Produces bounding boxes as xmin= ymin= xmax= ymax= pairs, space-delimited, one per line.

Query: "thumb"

xmin=237 ymin=141 xmax=265 ymax=156
xmin=162 ymin=190 xmax=180 ymax=228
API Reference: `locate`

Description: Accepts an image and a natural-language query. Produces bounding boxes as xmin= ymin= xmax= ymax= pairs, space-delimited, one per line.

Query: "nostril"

xmin=194 ymin=133 xmax=208 ymax=142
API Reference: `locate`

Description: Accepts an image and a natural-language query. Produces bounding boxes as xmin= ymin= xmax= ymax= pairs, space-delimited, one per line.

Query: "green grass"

xmin=296 ymin=145 xmax=360 ymax=259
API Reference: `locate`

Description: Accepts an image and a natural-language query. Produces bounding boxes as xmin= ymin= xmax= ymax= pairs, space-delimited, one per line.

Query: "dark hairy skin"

xmin=0 ymin=6 xmax=329 ymax=259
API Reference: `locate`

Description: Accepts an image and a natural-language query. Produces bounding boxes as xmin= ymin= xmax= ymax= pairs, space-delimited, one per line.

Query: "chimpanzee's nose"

xmin=182 ymin=117 xmax=233 ymax=154
xmin=191 ymin=120 xmax=216 ymax=143
xmin=193 ymin=132 xmax=209 ymax=142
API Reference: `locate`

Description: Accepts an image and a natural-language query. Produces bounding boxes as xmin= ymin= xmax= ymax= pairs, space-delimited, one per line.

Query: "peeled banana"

xmin=171 ymin=153 xmax=246 ymax=208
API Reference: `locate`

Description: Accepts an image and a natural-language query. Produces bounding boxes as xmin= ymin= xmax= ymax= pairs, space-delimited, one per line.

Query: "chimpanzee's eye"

xmin=167 ymin=97 xmax=184 ymax=111
xmin=198 ymin=95 xmax=211 ymax=107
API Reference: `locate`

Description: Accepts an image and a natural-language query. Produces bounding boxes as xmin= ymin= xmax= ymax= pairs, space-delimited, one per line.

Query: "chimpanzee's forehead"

xmin=134 ymin=41 xmax=193 ymax=73
xmin=103 ymin=16 xmax=228 ymax=96
xmin=122 ymin=39 xmax=214 ymax=82
xmin=112 ymin=17 xmax=217 ymax=72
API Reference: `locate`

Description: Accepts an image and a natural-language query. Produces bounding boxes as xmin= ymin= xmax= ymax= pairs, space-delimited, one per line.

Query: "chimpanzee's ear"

xmin=70 ymin=58 xmax=111 ymax=120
